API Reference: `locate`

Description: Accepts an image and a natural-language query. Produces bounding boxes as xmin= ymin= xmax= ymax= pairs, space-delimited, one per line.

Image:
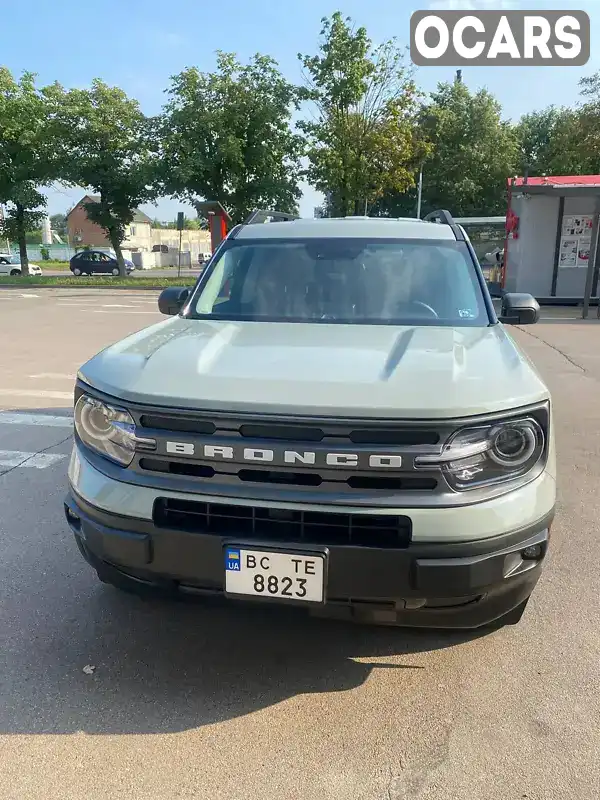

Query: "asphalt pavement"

xmin=0 ymin=289 xmax=599 ymax=800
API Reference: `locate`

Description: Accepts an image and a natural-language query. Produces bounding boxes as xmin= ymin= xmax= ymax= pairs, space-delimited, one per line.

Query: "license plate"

xmin=224 ymin=547 xmax=325 ymax=603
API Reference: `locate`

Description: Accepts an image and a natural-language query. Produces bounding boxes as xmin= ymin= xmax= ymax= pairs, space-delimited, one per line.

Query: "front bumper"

xmin=65 ymin=492 xmax=554 ymax=629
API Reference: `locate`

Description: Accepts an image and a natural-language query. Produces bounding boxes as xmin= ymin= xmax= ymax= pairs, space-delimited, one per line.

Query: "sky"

xmin=3 ymin=0 xmax=600 ymax=220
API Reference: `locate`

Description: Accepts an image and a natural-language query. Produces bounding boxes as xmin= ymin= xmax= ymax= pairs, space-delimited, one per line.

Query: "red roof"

xmin=510 ymin=175 xmax=600 ymax=187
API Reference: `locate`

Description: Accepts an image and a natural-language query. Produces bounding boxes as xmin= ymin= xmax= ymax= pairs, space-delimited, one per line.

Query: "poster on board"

xmin=578 ymin=238 xmax=592 ymax=267
xmin=560 ymin=215 xmax=595 ymax=268
xmin=560 ymin=238 xmax=578 ymax=267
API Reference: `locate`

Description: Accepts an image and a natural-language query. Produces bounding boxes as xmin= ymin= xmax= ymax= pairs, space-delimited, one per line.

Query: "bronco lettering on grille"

xmin=164 ymin=441 xmax=402 ymax=469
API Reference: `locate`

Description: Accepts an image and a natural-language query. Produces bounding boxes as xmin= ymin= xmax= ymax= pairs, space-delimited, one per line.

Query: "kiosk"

xmin=193 ymin=200 xmax=231 ymax=254
xmin=502 ymin=175 xmax=600 ymax=315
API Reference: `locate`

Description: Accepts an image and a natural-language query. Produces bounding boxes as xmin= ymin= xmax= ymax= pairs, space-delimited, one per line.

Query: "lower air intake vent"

xmin=154 ymin=498 xmax=412 ymax=549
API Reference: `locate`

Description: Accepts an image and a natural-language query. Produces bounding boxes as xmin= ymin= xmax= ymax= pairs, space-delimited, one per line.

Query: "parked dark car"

xmin=70 ymin=250 xmax=135 ymax=276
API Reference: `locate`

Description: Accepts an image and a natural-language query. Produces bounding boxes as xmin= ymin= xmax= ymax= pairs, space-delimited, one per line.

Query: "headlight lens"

xmin=74 ymin=395 xmax=155 ymax=466
xmin=415 ymin=417 xmax=545 ymax=491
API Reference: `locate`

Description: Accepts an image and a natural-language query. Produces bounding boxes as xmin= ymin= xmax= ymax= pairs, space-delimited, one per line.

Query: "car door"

xmin=97 ymin=253 xmax=114 ymax=273
xmin=71 ymin=252 xmax=89 ymax=274
xmin=0 ymin=256 xmax=10 ymax=275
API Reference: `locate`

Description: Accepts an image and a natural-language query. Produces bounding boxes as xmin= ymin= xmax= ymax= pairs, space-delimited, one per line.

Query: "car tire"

xmin=72 ymin=267 xmax=82 ymax=276
xmin=10 ymin=269 xmax=21 ymax=276
xmin=112 ymin=268 xmax=119 ymax=276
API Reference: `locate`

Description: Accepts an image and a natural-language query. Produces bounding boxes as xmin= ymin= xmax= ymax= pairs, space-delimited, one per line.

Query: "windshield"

xmin=186 ymin=238 xmax=490 ymax=326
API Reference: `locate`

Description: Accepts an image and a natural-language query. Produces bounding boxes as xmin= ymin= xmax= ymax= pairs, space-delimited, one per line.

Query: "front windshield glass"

xmin=187 ymin=238 xmax=490 ymax=326
xmin=8 ymin=256 xmax=20 ymax=265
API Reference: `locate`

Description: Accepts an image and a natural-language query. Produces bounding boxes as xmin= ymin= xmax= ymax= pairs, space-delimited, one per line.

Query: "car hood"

xmin=78 ymin=318 xmax=549 ymax=419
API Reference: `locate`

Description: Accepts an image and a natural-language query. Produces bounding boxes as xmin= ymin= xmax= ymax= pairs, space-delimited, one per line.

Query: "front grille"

xmin=131 ymin=408 xmax=447 ymax=499
xmin=139 ymin=457 xmax=438 ymax=492
xmin=137 ymin=412 xmax=440 ymax=447
xmin=154 ymin=498 xmax=412 ymax=549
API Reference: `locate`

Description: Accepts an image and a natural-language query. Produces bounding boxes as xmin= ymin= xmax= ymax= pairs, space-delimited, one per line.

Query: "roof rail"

xmin=424 ymin=209 xmax=456 ymax=226
xmin=244 ymin=209 xmax=300 ymax=225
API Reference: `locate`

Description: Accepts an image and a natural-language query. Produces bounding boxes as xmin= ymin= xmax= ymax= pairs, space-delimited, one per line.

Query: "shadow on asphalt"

xmin=1 ymin=405 xmax=491 ymax=735
xmin=0 ymin=585 xmax=488 ymax=736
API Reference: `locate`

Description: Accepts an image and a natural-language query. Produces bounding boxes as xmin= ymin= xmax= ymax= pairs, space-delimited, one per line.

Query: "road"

xmin=0 ymin=289 xmax=598 ymax=800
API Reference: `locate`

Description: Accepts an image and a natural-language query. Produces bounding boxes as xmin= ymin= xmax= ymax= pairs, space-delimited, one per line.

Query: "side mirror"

xmin=158 ymin=287 xmax=190 ymax=316
xmin=499 ymin=292 xmax=540 ymax=326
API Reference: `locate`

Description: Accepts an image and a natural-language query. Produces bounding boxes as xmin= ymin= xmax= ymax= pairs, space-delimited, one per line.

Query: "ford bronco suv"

xmin=65 ymin=209 xmax=556 ymax=629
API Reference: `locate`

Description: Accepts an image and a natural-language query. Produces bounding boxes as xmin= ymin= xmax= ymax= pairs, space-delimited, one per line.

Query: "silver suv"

xmin=65 ymin=209 xmax=556 ymax=629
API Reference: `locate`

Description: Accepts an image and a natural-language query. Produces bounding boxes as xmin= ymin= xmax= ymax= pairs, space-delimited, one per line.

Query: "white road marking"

xmin=29 ymin=373 xmax=75 ymax=381
xmin=101 ymin=303 xmax=135 ymax=308
xmin=91 ymin=309 xmax=159 ymax=315
xmin=19 ymin=293 xmax=39 ymax=298
xmin=0 ymin=388 xmax=73 ymax=400
xmin=0 ymin=450 xmax=67 ymax=469
xmin=0 ymin=412 xmax=73 ymax=427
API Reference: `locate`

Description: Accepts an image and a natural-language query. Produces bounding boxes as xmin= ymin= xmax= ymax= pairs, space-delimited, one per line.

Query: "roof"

xmin=67 ymin=194 xmax=153 ymax=224
xmin=454 ymin=216 xmax=506 ymax=225
xmin=235 ymin=217 xmax=457 ymax=241
xmin=132 ymin=208 xmax=153 ymax=224
xmin=510 ymin=175 xmax=600 ymax=191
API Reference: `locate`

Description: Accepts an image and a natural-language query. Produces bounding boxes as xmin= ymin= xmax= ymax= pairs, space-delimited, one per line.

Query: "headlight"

xmin=74 ymin=395 xmax=155 ymax=466
xmin=415 ymin=417 xmax=545 ymax=491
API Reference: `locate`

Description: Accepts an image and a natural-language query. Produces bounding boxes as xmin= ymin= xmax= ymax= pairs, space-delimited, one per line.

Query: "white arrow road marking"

xmin=0 ymin=450 xmax=67 ymax=469
xmin=0 ymin=413 xmax=73 ymax=427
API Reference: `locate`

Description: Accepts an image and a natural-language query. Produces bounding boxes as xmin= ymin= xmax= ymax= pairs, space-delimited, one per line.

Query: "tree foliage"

xmin=416 ymin=78 xmax=516 ymax=217
xmin=161 ymin=53 xmax=303 ymax=224
xmin=50 ymin=212 xmax=67 ymax=238
xmin=0 ymin=69 xmax=62 ymax=272
xmin=515 ymin=107 xmax=586 ymax=177
xmin=47 ymin=79 xmax=158 ymax=274
xmin=298 ymin=13 xmax=429 ymax=217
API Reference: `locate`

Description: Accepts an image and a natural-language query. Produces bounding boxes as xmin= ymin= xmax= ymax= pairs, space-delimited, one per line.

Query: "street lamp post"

xmin=416 ymin=165 xmax=424 ymax=219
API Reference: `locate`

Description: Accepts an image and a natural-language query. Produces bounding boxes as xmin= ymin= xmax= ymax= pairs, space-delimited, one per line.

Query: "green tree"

xmin=170 ymin=215 xmax=203 ymax=230
xmin=48 ymin=79 xmax=158 ymax=275
xmin=568 ymin=73 xmax=600 ymax=174
xmin=298 ymin=13 xmax=429 ymax=217
xmin=515 ymin=107 xmax=588 ymax=177
xmin=161 ymin=52 xmax=304 ymax=224
xmin=0 ymin=69 xmax=60 ymax=274
xmin=50 ymin=212 xmax=68 ymax=239
xmin=420 ymin=78 xmax=518 ymax=216
xmin=376 ymin=77 xmax=518 ymax=218
xmin=514 ymin=76 xmax=600 ymax=178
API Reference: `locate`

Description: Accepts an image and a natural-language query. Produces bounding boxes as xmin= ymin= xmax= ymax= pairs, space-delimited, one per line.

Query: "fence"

xmin=6 ymin=244 xmax=75 ymax=261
